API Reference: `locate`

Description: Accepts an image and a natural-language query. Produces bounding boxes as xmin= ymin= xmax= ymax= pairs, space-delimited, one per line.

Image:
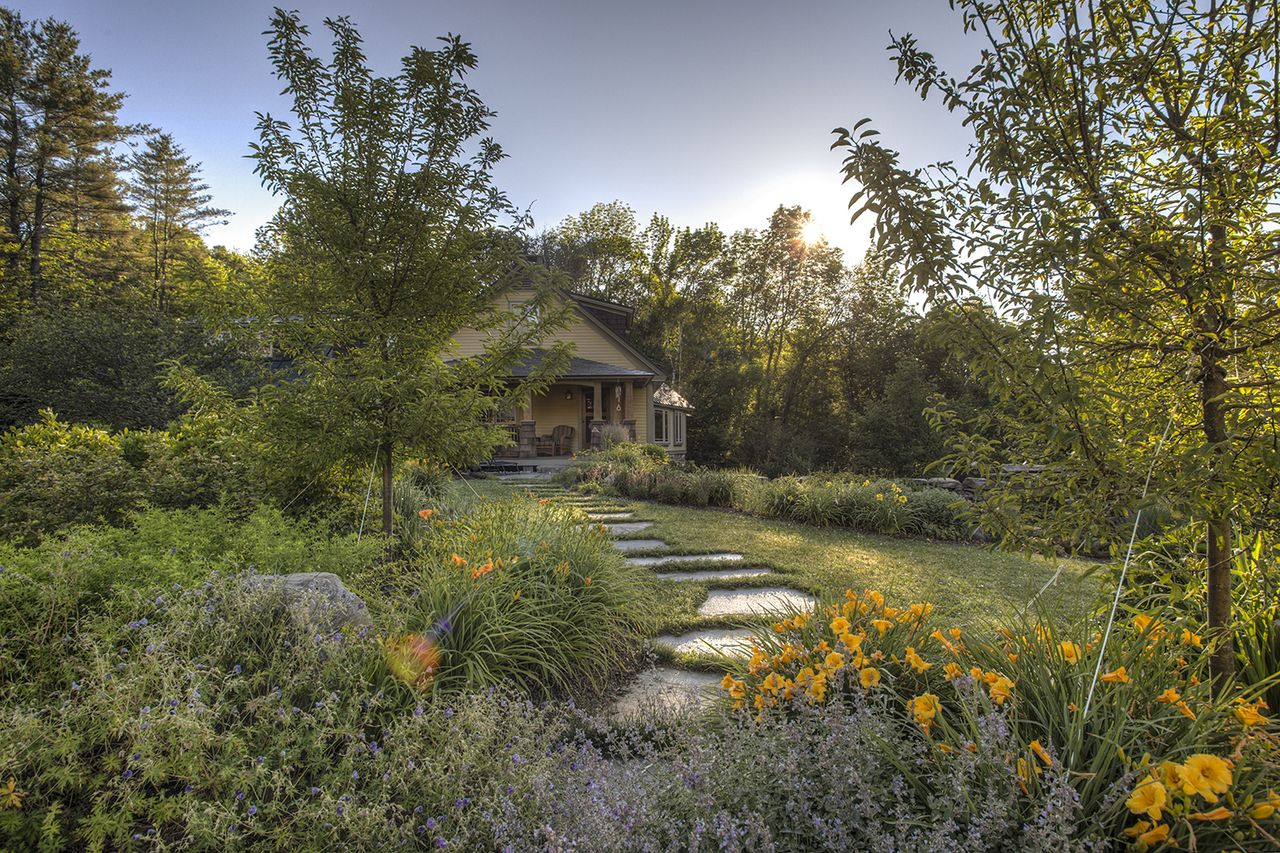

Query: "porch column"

xmin=589 ymin=380 xmax=605 ymax=449
xmin=622 ymin=381 xmax=636 ymax=441
xmin=518 ymin=390 xmax=536 ymax=458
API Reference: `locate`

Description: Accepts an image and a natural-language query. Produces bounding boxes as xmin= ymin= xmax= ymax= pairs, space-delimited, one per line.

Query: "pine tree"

xmin=127 ymin=132 xmax=228 ymax=312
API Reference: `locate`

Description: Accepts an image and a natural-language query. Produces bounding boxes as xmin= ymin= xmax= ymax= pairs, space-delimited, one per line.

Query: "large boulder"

xmin=244 ymin=572 xmax=373 ymax=634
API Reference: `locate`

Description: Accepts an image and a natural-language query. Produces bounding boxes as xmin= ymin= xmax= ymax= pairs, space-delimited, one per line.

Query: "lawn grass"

xmin=452 ymin=477 xmax=1101 ymax=635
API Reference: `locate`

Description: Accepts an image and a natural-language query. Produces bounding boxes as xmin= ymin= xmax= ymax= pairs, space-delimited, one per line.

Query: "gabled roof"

xmin=653 ymin=383 xmax=694 ymax=411
xmin=558 ymin=289 xmax=667 ymax=382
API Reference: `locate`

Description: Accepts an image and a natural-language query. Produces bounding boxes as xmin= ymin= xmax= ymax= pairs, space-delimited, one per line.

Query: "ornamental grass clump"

xmin=726 ymin=589 xmax=1280 ymax=850
xmin=363 ymin=496 xmax=657 ymax=698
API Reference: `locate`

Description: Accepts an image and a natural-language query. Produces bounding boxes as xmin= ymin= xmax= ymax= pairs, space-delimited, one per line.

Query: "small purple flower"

xmin=426 ymin=818 xmax=437 ymax=830
xmin=71 ymin=681 xmax=81 ymax=691
xmin=414 ymin=706 xmax=424 ymax=717
xmin=247 ymin=806 xmax=257 ymax=817
xmin=414 ymin=806 xmax=423 ymax=815
xmin=512 ymin=754 xmax=522 ymax=764
xmin=336 ymin=805 xmax=344 ymax=816
xmin=435 ymin=839 xmax=446 ymax=849
xmin=122 ymin=769 xmax=133 ymax=779
xmin=310 ymin=787 xmax=320 ymax=796
xmin=443 ymin=708 xmax=454 ymax=719
xmin=232 ymin=664 xmax=242 ymax=675
xmin=352 ymin=770 xmax=359 ymax=779
xmin=183 ymin=784 xmax=194 ymax=794
xmin=454 ymin=797 xmax=468 ymax=809
xmin=236 ymin=790 xmax=245 ymax=802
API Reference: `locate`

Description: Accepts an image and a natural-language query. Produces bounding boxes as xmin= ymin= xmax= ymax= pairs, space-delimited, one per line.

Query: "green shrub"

xmin=0 ymin=505 xmax=382 ymax=703
xmin=564 ymin=451 xmax=971 ymax=541
xmin=0 ymin=410 xmax=249 ymax=542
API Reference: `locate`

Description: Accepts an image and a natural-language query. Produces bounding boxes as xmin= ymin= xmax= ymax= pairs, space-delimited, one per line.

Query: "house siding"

xmin=450 ymin=293 xmax=650 ymax=372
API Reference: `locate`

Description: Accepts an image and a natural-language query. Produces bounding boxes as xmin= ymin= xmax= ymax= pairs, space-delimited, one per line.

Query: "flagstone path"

xmin=503 ymin=479 xmax=817 ymax=717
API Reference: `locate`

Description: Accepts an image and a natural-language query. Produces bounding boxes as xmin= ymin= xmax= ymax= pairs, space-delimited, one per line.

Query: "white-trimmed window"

xmin=654 ymin=408 xmax=667 ymax=443
xmin=673 ymin=412 xmax=684 ymax=445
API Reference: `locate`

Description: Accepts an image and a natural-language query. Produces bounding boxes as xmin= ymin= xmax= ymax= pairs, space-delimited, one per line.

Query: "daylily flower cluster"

xmin=1124 ymin=753 xmax=1278 ymax=850
xmin=722 ymin=589 xmax=1280 ymax=850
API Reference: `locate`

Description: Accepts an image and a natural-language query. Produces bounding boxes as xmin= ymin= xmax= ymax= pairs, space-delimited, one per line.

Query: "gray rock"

xmin=245 ymin=572 xmax=373 ymax=633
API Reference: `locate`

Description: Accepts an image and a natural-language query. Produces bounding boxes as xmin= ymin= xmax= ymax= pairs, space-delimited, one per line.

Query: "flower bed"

xmin=557 ymin=443 xmax=970 ymax=539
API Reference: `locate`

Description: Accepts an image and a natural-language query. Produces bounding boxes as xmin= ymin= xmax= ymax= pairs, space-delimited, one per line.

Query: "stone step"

xmin=612 ymin=538 xmax=669 ymax=553
xmin=626 ymin=553 xmax=743 ymax=568
xmin=653 ymin=628 xmax=757 ymax=657
xmin=697 ymin=587 xmax=816 ymax=618
xmin=655 ymin=566 xmax=771 ymax=582
xmin=603 ymin=521 xmax=653 ymax=535
xmin=586 ymin=512 xmax=634 ymax=521
xmin=608 ymin=666 xmax=721 ymax=718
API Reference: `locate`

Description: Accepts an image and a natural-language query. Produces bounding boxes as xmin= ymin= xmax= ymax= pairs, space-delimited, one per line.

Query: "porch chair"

xmin=551 ymin=425 xmax=575 ymax=455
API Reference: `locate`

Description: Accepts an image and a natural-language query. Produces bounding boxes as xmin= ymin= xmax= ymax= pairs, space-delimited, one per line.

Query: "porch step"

xmin=697 ymin=587 xmax=816 ymax=618
xmin=655 ymin=566 xmax=771 ymax=582
xmin=654 ymin=628 xmax=757 ymax=657
xmin=626 ymin=553 xmax=743 ymax=568
xmin=612 ymin=538 xmax=669 ymax=553
xmin=586 ymin=512 xmax=634 ymax=521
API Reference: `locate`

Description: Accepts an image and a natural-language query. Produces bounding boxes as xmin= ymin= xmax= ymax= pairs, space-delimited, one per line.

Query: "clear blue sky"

xmin=21 ymin=0 xmax=977 ymax=262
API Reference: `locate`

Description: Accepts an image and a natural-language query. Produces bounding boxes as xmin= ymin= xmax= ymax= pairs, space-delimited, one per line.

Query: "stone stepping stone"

xmin=654 ymin=628 xmax=757 ymax=657
xmin=655 ymin=566 xmax=771 ymax=582
xmin=608 ymin=666 xmax=721 ymax=718
xmin=627 ymin=553 xmax=743 ymax=567
xmin=612 ymin=538 xmax=669 ymax=553
xmin=697 ymin=587 xmax=816 ymax=618
xmin=587 ymin=512 xmax=634 ymax=521
xmin=603 ymin=521 xmax=652 ymax=535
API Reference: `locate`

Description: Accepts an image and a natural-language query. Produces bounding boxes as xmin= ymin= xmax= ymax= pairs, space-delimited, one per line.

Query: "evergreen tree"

xmin=0 ymin=7 xmax=126 ymax=302
xmin=127 ymin=132 xmax=228 ymax=312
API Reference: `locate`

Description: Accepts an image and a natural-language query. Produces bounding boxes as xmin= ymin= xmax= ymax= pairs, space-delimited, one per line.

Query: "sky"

xmin=22 ymin=0 xmax=979 ymax=264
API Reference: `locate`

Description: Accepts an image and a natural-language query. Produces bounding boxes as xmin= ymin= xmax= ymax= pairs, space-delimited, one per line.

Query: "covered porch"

xmin=491 ymin=353 xmax=655 ymax=459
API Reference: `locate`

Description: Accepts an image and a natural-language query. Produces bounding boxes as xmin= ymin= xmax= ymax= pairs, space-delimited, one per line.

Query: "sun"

xmin=800 ymin=219 xmax=823 ymax=245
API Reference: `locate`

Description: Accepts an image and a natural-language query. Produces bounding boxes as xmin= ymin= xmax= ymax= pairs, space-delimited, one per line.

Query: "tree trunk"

xmin=28 ymin=159 xmax=43 ymax=299
xmin=1201 ymin=220 xmax=1235 ymax=689
xmin=1206 ymin=513 xmax=1234 ymax=687
xmin=380 ymin=440 xmax=394 ymax=538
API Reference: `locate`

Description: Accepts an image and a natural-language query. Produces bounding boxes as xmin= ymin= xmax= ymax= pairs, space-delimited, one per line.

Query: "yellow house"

xmin=450 ymin=288 xmax=692 ymax=462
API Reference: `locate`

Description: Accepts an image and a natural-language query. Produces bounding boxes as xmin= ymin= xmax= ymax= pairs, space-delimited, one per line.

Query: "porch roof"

xmin=508 ymin=348 xmax=655 ymax=380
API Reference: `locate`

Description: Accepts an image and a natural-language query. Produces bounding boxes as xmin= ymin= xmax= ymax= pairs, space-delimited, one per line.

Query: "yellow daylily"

xmin=859 ymin=666 xmax=881 ymax=689
xmin=1189 ymin=807 xmax=1233 ymax=821
xmin=1234 ymin=700 xmax=1269 ymax=727
xmin=1029 ymin=739 xmax=1052 ymax=766
xmin=1059 ymin=641 xmax=1082 ymax=664
xmin=1125 ymin=776 xmax=1167 ymax=821
xmin=904 ymin=646 xmax=932 ymax=673
xmin=907 ymin=693 xmax=942 ymax=735
xmin=988 ymin=675 xmax=1014 ymax=705
xmin=871 ymin=619 xmax=893 ymax=636
xmin=1100 ymin=665 xmax=1130 ymax=684
xmin=1179 ymin=754 xmax=1233 ymax=802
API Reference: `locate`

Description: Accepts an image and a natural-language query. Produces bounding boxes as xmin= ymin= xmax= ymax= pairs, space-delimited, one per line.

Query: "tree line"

xmin=533 ymin=201 xmax=989 ymax=475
